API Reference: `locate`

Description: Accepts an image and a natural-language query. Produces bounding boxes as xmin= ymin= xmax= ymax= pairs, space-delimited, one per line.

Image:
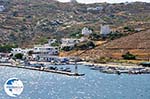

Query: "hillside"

xmin=0 ymin=0 xmax=150 ymax=47
xmin=60 ymin=29 xmax=150 ymax=61
xmin=104 ymin=29 xmax=150 ymax=49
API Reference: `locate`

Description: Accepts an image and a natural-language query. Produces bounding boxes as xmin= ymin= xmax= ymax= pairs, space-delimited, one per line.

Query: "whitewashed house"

xmin=33 ymin=45 xmax=59 ymax=61
xmin=48 ymin=39 xmax=57 ymax=45
xmin=0 ymin=5 xmax=5 ymax=12
xmin=61 ymin=38 xmax=80 ymax=49
xmin=100 ymin=25 xmax=111 ymax=37
xmin=11 ymin=48 xmax=33 ymax=56
xmin=33 ymin=45 xmax=59 ymax=55
xmin=81 ymin=27 xmax=92 ymax=36
xmin=87 ymin=6 xmax=103 ymax=11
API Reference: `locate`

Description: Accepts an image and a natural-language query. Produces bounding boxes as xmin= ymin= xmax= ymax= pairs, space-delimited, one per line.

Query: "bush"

xmin=51 ymin=42 xmax=60 ymax=47
xmin=94 ymin=57 xmax=111 ymax=63
xmin=0 ymin=44 xmax=17 ymax=53
xmin=108 ymin=32 xmax=124 ymax=40
xmin=70 ymin=32 xmax=83 ymax=39
xmin=124 ymin=26 xmax=130 ymax=30
xmin=76 ymin=41 xmax=95 ymax=50
xmin=28 ymin=50 xmax=34 ymax=56
xmin=89 ymin=33 xmax=101 ymax=41
xmin=38 ymin=37 xmax=48 ymax=45
xmin=122 ymin=52 xmax=136 ymax=60
xmin=124 ymin=26 xmax=135 ymax=32
xmin=61 ymin=46 xmax=73 ymax=51
xmin=15 ymin=53 xmax=24 ymax=59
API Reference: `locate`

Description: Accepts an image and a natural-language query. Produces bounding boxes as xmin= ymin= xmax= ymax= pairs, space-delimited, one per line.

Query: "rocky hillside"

xmin=0 ymin=0 xmax=150 ymax=47
xmin=104 ymin=29 xmax=150 ymax=49
xmin=60 ymin=29 xmax=150 ymax=60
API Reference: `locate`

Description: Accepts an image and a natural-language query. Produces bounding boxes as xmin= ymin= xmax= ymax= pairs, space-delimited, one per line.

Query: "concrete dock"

xmin=0 ymin=65 xmax=85 ymax=76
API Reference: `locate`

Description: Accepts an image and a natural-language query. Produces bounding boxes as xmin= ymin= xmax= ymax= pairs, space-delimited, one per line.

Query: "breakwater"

xmin=0 ymin=64 xmax=85 ymax=76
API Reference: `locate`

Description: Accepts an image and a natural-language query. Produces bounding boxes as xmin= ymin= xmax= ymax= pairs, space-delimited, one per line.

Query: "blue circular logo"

xmin=4 ymin=78 xmax=24 ymax=97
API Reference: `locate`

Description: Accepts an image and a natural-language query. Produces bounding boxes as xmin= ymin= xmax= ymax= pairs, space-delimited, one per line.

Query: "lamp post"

xmin=75 ymin=58 xmax=78 ymax=74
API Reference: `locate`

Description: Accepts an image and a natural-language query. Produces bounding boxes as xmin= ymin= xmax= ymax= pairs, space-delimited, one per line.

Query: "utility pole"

xmin=74 ymin=50 xmax=79 ymax=74
xmin=75 ymin=58 xmax=78 ymax=74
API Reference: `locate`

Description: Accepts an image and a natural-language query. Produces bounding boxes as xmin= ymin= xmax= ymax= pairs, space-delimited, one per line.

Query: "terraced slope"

xmin=61 ymin=29 xmax=150 ymax=60
xmin=0 ymin=1 xmax=150 ymax=47
xmin=104 ymin=29 xmax=150 ymax=49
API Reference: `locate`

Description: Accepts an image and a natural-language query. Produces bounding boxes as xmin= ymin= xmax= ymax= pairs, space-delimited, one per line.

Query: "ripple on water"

xmin=0 ymin=66 xmax=150 ymax=99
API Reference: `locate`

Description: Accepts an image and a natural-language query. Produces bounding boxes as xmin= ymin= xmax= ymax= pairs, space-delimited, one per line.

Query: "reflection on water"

xmin=0 ymin=65 xmax=150 ymax=99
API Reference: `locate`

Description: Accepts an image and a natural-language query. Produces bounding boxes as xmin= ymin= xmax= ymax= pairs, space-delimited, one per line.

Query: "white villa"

xmin=33 ymin=45 xmax=59 ymax=55
xmin=100 ymin=24 xmax=111 ymax=37
xmin=11 ymin=48 xmax=33 ymax=56
xmin=32 ymin=45 xmax=59 ymax=61
xmin=81 ymin=27 xmax=92 ymax=36
xmin=0 ymin=5 xmax=5 ymax=12
xmin=61 ymin=38 xmax=80 ymax=49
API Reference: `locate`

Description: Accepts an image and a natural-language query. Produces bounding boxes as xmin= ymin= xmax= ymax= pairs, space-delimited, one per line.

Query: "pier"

xmin=0 ymin=65 xmax=85 ymax=76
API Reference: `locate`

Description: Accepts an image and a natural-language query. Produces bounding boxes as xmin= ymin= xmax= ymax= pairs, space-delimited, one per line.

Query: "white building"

xmin=81 ymin=27 xmax=92 ymax=36
xmin=100 ymin=25 xmax=111 ymax=37
xmin=87 ymin=6 xmax=103 ymax=11
xmin=48 ymin=39 xmax=57 ymax=45
xmin=11 ymin=48 xmax=33 ymax=56
xmin=33 ymin=45 xmax=59 ymax=55
xmin=80 ymin=37 xmax=87 ymax=42
xmin=61 ymin=38 xmax=80 ymax=48
xmin=0 ymin=5 xmax=5 ymax=12
xmin=33 ymin=45 xmax=59 ymax=61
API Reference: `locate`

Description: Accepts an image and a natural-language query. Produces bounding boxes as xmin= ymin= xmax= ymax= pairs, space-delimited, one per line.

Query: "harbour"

xmin=0 ymin=0 xmax=150 ymax=99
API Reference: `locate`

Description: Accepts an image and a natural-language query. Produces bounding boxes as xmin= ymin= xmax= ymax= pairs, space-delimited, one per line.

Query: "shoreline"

xmin=78 ymin=61 xmax=140 ymax=68
xmin=78 ymin=61 xmax=150 ymax=74
xmin=1 ymin=61 xmax=150 ymax=75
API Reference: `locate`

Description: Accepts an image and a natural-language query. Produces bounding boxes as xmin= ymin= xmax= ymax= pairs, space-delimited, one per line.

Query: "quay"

xmin=0 ymin=65 xmax=85 ymax=76
xmin=81 ymin=62 xmax=150 ymax=75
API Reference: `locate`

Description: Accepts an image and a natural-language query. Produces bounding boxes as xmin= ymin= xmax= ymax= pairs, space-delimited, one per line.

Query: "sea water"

xmin=0 ymin=65 xmax=150 ymax=99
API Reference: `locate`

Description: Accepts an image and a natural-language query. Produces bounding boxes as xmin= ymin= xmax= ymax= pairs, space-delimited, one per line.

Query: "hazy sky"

xmin=57 ymin=0 xmax=150 ymax=3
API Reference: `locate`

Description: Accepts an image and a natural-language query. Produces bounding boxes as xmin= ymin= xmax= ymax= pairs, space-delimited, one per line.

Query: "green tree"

xmin=15 ymin=53 xmax=24 ymax=59
xmin=61 ymin=46 xmax=73 ymax=51
xmin=124 ymin=26 xmax=135 ymax=32
xmin=108 ymin=32 xmax=124 ymax=40
xmin=70 ymin=32 xmax=83 ymax=38
xmin=76 ymin=41 xmax=95 ymax=50
xmin=0 ymin=44 xmax=17 ymax=53
xmin=28 ymin=50 xmax=34 ymax=56
xmin=51 ymin=42 xmax=60 ymax=47
xmin=89 ymin=33 xmax=101 ymax=41
xmin=122 ymin=52 xmax=136 ymax=60
xmin=38 ymin=37 xmax=48 ymax=45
